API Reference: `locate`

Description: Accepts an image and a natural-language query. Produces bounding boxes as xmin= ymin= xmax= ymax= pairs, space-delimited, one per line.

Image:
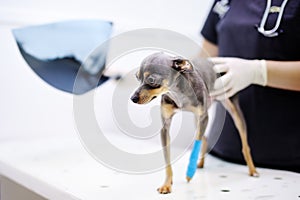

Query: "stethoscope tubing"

xmin=257 ymin=0 xmax=289 ymax=37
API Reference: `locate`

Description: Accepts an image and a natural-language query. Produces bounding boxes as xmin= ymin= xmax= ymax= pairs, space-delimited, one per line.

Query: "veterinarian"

xmin=200 ymin=0 xmax=300 ymax=172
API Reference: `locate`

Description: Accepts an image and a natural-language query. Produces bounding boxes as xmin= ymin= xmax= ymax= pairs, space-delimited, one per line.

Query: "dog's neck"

xmin=167 ymin=73 xmax=201 ymax=108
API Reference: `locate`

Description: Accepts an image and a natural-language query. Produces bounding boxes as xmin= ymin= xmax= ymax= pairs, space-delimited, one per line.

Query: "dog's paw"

xmin=249 ymin=169 xmax=259 ymax=177
xmin=157 ymin=184 xmax=172 ymax=194
xmin=197 ymin=160 xmax=204 ymax=168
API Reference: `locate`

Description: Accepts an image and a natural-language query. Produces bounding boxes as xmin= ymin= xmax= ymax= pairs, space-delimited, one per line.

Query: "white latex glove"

xmin=210 ymin=57 xmax=267 ymax=100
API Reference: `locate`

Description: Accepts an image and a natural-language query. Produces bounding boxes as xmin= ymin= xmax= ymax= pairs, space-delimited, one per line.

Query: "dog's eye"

xmin=147 ymin=76 xmax=159 ymax=87
xmin=145 ymin=75 xmax=161 ymax=88
xmin=148 ymin=76 xmax=155 ymax=84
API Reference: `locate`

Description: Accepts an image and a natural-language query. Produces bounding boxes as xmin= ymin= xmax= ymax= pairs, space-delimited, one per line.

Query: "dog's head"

xmin=130 ymin=52 xmax=193 ymax=104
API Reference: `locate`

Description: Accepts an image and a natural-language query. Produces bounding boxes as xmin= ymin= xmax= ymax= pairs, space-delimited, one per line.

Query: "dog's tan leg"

xmin=197 ymin=135 xmax=207 ymax=168
xmin=188 ymin=107 xmax=209 ymax=169
xmin=222 ymin=95 xmax=259 ymax=177
xmin=157 ymin=102 xmax=175 ymax=194
xmin=195 ymin=114 xmax=208 ymax=168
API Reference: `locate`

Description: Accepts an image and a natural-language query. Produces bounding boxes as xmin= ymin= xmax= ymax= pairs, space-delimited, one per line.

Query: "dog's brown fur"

xmin=131 ymin=52 xmax=258 ymax=194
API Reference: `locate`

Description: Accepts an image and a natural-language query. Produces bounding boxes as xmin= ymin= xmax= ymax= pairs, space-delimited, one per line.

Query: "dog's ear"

xmin=171 ymin=57 xmax=193 ymax=73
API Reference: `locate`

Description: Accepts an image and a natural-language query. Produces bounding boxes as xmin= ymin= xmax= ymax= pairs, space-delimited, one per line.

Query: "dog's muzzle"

xmin=131 ymin=95 xmax=139 ymax=103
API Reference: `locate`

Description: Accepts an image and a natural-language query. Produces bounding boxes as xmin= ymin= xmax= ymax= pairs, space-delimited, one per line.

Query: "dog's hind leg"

xmin=222 ymin=95 xmax=259 ymax=177
xmin=157 ymin=97 xmax=177 ymax=194
xmin=195 ymin=113 xmax=208 ymax=168
xmin=186 ymin=112 xmax=208 ymax=182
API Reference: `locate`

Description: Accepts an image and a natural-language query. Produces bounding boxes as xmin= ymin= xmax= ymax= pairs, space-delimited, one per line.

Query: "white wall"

xmin=0 ymin=0 xmax=213 ymax=40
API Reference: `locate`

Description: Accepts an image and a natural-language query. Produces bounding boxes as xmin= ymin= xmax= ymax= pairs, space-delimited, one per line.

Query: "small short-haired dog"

xmin=130 ymin=52 xmax=258 ymax=194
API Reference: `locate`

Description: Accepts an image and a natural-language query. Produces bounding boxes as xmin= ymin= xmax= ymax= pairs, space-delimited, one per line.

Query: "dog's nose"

xmin=131 ymin=95 xmax=139 ymax=103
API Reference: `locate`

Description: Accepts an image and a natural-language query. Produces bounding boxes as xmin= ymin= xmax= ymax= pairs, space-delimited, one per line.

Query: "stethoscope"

xmin=257 ymin=0 xmax=289 ymax=37
xmin=214 ymin=0 xmax=289 ymax=38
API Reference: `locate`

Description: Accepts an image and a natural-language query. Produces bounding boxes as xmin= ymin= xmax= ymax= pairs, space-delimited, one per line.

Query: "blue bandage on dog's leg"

xmin=186 ymin=140 xmax=202 ymax=182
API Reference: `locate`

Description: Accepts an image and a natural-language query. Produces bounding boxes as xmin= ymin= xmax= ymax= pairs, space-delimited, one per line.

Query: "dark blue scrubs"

xmin=201 ymin=0 xmax=300 ymax=172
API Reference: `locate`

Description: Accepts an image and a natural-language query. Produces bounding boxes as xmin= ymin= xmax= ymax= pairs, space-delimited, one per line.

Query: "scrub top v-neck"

xmin=201 ymin=0 xmax=300 ymax=172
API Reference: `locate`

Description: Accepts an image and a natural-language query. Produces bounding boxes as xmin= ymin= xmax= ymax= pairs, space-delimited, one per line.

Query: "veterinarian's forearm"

xmin=199 ymin=39 xmax=218 ymax=58
xmin=200 ymin=39 xmax=300 ymax=91
xmin=266 ymin=60 xmax=300 ymax=91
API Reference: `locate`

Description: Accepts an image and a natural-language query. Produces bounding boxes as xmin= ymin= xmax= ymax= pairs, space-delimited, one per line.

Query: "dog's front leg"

xmin=197 ymin=136 xmax=208 ymax=168
xmin=157 ymin=102 xmax=176 ymax=194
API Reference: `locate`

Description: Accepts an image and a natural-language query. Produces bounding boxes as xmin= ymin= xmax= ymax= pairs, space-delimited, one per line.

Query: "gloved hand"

xmin=209 ymin=57 xmax=267 ymax=100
